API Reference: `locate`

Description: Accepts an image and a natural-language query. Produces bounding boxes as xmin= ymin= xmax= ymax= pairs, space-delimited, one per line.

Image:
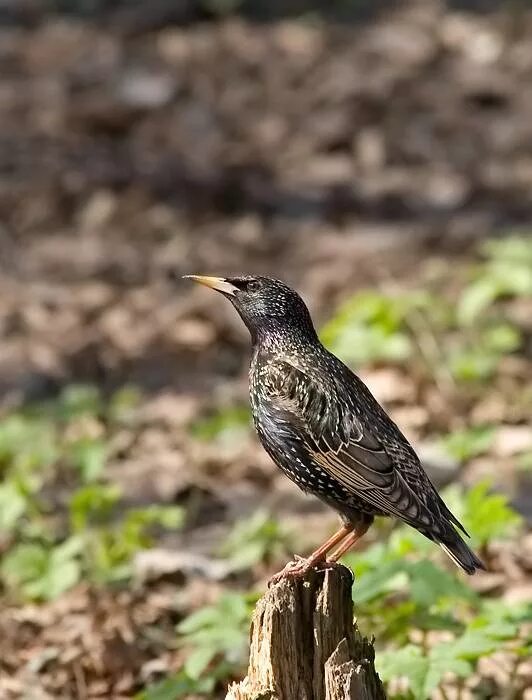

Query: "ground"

xmin=0 ymin=1 xmax=531 ymax=698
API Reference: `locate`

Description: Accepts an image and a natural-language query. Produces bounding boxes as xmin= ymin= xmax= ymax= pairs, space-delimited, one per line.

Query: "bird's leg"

xmin=269 ymin=524 xmax=354 ymax=583
xmin=326 ymin=521 xmax=371 ymax=562
xmin=303 ymin=523 xmax=355 ymax=565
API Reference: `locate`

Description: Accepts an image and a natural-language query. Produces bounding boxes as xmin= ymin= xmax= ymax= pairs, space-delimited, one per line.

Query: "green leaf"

xmin=108 ymin=385 xmax=141 ymax=422
xmin=125 ymin=505 xmax=185 ymax=530
xmin=411 ymin=611 xmax=463 ymax=634
xmin=1 ymin=539 xmax=82 ymax=601
xmin=178 ymin=592 xmax=250 ymax=635
xmin=52 ymin=535 xmax=85 ymax=562
xmin=482 ymin=324 xmax=521 ymax=354
xmin=478 ymin=599 xmax=532 ymax=627
xmin=378 ymin=645 xmax=429 ymax=699
xmin=462 ymin=481 xmax=522 ymax=546
xmin=405 ymin=561 xmax=476 ymax=607
xmin=0 ymin=415 xmax=57 ymax=471
xmin=220 ymin=510 xmax=291 ymax=571
xmin=388 ymin=525 xmax=434 ymax=557
xmin=38 ymin=558 xmax=81 ymax=600
xmin=439 ymin=426 xmax=495 ymax=462
xmin=458 ymin=235 xmax=532 ymax=326
xmin=191 ymin=405 xmax=251 ymax=444
xmin=58 ymin=384 xmax=102 ymax=419
xmin=69 ymin=483 xmax=121 ymax=531
xmin=457 ymin=278 xmax=498 ymax=325
xmin=184 ymin=646 xmax=218 ymax=680
xmin=177 ymin=592 xmax=252 ymax=679
xmin=482 ymin=235 xmax=532 ymax=265
xmin=441 ymin=481 xmax=522 ymax=547
xmin=320 ymin=290 xmax=421 ymax=366
xmin=517 ymin=451 xmax=532 ymax=471
xmin=352 ymin=560 xmax=407 ymax=604
xmin=178 ymin=607 xmax=223 ymax=635
xmin=136 ymin=671 xmax=215 ymax=700
xmin=449 ymin=347 xmax=499 ymax=382
xmin=1 ymin=543 xmax=49 ymax=586
xmin=67 ymin=438 xmax=106 ymax=482
xmin=433 ymin=629 xmax=499 ymax=661
xmin=379 ymin=642 xmax=473 ymax=699
xmin=0 ymin=481 xmax=27 ymax=531
xmin=424 ymin=650 xmax=471 ymax=695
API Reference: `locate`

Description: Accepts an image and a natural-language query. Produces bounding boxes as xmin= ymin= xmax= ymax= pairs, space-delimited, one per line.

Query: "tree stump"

xmin=226 ymin=564 xmax=386 ymax=700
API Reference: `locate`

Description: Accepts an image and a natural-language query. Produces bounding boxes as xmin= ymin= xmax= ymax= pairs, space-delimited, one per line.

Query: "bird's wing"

xmin=265 ymin=358 xmax=457 ymax=536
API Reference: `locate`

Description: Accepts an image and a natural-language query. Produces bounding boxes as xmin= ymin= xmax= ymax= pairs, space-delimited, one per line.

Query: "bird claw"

xmin=268 ymin=557 xmax=310 ymax=585
xmin=268 ymin=555 xmax=338 ymax=585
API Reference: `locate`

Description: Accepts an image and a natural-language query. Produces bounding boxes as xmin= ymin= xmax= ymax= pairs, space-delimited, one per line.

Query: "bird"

xmin=185 ymin=274 xmax=485 ymax=578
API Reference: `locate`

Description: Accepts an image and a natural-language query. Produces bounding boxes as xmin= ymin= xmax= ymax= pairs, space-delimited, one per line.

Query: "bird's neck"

xmin=251 ymin=321 xmax=320 ymax=354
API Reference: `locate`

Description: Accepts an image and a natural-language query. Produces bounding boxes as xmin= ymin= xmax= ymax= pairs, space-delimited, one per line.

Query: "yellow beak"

xmin=184 ymin=275 xmax=238 ymax=296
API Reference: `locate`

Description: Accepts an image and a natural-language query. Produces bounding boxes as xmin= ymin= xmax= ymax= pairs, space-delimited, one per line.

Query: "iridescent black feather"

xmin=198 ymin=275 xmax=484 ymax=575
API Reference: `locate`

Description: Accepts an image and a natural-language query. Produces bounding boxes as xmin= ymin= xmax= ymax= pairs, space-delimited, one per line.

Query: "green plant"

xmin=91 ymin=504 xmax=185 ymax=583
xmin=1 ymin=491 xmax=184 ymax=599
xmin=320 ymin=236 xmax=531 ymax=387
xmin=378 ymin=603 xmax=531 ymax=699
xmin=320 ymin=290 xmax=431 ymax=365
xmin=0 ymin=414 xmax=57 ymax=466
xmin=177 ymin=592 xmax=256 ymax=681
xmin=167 ymin=480 xmax=528 ymax=699
xmin=342 ymin=482 xmax=527 ymax=698
xmin=446 ymin=236 xmax=531 ymax=383
xmin=190 ymin=405 xmax=252 ymax=445
xmin=220 ymin=510 xmax=292 ymax=571
xmin=442 ymin=481 xmax=522 ymax=547
xmin=0 ymin=414 xmax=59 ymax=535
xmin=517 ymin=451 xmax=532 ymax=471
xmin=55 ymin=384 xmax=103 ymax=419
xmin=70 ymin=485 xmax=184 ymax=585
xmin=1 ymin=536 xmax=84 ymax=601
xmin=0 ymin=384 xmax=184 ymax=599
xmin=457 ymin=236 xmax=532 ymax=326
xmin=448 ymin=322 xmax=522 ymax=382
xmin=439 ymin=425 xmax=495 ymax=462
xmin=66 ymin=437 xmax=107 ymax=482
xmin=136 ymin=671 xmax=217 ymax=700
xmin=0 ymin=478 xmax=32 ymax=532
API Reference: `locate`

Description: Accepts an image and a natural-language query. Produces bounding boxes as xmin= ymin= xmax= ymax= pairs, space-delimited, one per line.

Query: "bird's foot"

xmin=268 ymin=555 xmax=337 ymax=585
xmin=268 ymin=558 xmax=312 ymax=584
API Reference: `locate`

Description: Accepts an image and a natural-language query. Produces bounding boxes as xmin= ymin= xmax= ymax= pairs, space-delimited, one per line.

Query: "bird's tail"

xmin=439 ymin=532 xmax=486 ymax=575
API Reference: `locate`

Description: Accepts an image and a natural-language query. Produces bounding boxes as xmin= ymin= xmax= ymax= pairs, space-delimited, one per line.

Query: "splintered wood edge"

xmin=225 ymin=564 xmax=385 ymax=700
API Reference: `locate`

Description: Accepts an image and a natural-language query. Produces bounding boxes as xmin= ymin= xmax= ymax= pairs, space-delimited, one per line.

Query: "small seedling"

xmin=220 ymin=509 xmax=293 ymax=571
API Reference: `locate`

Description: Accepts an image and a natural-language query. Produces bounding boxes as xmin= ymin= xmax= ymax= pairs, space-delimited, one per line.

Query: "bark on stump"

xmin=226 ymin=564 xmax=386 ymax=700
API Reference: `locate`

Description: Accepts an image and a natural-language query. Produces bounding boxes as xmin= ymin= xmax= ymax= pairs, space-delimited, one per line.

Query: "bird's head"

xmin=184 ymin=274 xmax=317 ymax=343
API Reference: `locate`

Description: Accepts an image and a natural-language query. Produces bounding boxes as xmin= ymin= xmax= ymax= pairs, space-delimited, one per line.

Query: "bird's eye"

xmin=246 ymin=280 xmax=260 ymax=292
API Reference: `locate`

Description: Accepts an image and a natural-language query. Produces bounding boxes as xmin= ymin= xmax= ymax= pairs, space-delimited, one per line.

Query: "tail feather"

xmin=440 ymin=503 xmax=469 ymax=538
xmin=439 ymin=535 xmax=486 ymax=575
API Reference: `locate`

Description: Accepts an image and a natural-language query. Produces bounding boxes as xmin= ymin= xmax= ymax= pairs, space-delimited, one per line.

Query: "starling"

xmin=186 ymin=274 xmax=485 ymax=577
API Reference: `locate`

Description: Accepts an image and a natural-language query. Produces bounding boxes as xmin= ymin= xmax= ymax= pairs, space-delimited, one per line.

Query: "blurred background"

xmin=0 ymin=1 xmax=531 ymax=698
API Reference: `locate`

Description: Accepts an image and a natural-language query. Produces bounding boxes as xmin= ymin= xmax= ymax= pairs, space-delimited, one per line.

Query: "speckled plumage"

xmin=187 ymin=274 xmax=484 ymax=575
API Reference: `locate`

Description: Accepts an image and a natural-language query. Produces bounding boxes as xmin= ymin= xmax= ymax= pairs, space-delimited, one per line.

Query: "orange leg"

xmin=305 ymin=523 xmax=355 ymax=563
xmin=269 ymin=523 xmax=354 ymax=584
xmin=327 ymin=521 xmax=371 ymax=562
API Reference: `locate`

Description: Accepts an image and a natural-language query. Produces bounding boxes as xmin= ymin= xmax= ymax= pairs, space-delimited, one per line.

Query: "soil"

xmin=0 ymin=1 xmax=531 ymax=697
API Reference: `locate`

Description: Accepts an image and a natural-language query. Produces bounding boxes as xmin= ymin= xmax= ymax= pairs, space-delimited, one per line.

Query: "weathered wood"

xmin=226 ymin=564 xmax=386 ymax=700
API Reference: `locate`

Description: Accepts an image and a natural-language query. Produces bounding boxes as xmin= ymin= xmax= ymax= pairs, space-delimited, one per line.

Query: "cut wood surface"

xmin=226 ymin=564 xmax=386 ymax=700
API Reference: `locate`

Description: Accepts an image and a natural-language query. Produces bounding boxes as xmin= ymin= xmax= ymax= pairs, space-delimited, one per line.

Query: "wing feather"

xmin=265 ymin=358 xmax=453 ymax=535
